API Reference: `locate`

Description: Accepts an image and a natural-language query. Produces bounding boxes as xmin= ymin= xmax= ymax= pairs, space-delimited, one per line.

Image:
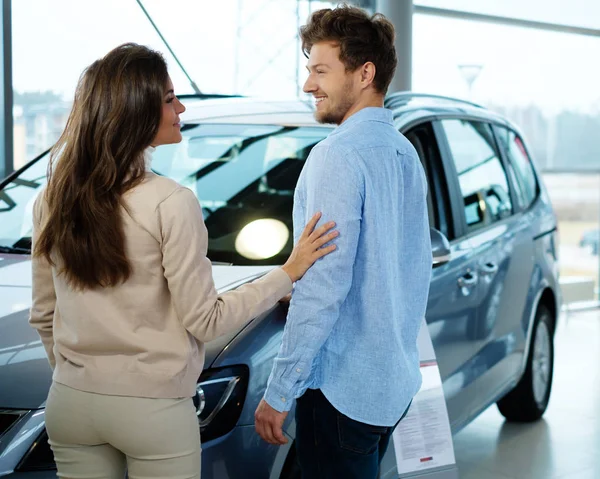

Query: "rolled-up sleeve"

xmin=264 ymin=145 xmax=363 ymax=412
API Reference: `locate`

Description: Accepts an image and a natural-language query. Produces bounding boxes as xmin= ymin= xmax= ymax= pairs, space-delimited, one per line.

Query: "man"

xmin=255 ymin=5 xmax=432 ymax=478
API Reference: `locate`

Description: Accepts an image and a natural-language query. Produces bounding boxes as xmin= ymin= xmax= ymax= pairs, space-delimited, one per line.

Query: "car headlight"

xmin=16 ymin=429 xmax=56 ymax=471
xmin=194 ymin=365 xmax=249 ymax=443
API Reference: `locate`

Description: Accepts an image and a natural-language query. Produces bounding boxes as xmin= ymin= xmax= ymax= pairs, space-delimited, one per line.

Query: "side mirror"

xmin=431 ymin=228 xmax=451 ymax=267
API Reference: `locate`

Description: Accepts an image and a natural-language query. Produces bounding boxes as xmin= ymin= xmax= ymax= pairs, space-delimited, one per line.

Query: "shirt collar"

xmin=144 ymin=146 xmax=156 ymax=172
xmin=330 ymin=107 xmax=393 ymax=136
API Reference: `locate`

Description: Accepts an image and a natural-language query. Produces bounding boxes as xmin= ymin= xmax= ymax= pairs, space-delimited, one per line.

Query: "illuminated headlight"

xmin=235 ymin=219 xmax=289 ymax=260
xmin=193 ymin=366 xmax=249 ymax=443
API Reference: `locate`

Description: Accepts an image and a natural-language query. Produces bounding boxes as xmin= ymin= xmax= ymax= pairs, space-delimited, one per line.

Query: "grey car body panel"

xmin=0 ymin=95 xmax=560 ymax=477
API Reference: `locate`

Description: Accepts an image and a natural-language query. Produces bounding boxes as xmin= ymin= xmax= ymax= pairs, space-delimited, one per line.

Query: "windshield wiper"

xmin=0 ymin=237 xmax=32 ymax=254
xmin=0 ymin=245 xmax=30 ymax=254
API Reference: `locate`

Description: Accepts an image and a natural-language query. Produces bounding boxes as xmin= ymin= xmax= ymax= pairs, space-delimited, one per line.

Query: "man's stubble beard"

xmin=315 ymin=79 xmax=356 ymax=125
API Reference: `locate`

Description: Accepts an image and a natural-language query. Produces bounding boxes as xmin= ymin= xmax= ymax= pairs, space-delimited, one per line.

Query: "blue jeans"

xmin=295 ymin=389 xmax=409 ymax=479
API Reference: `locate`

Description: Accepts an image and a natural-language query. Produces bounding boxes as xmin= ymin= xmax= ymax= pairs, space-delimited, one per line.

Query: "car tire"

xmin=497 ymin=304 xmax=554 ymax=422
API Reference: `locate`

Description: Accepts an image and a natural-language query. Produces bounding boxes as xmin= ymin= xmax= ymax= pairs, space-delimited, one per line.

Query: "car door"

xmin=437 ymin=118 xmax=535 ymax=413
xmin=403 ymin=121 xmax=483 ymax=430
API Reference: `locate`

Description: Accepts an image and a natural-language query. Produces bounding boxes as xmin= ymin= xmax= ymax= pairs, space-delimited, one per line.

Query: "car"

xmin=579 ymin=228 xmax=599 ymax=255
xmin=0 ymin=92 xmax=561 ymax=478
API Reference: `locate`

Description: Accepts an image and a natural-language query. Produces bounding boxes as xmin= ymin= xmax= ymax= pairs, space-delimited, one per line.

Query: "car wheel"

xmin=497 ymin=304 xmax=554 ymax=422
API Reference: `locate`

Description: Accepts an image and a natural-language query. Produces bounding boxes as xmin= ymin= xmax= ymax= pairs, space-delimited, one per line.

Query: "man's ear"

xmin=360 ymin=62 xmax=376 ymax=89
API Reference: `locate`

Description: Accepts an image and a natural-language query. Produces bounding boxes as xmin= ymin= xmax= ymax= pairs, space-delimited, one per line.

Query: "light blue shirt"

xmin=264 ymin=107 xmax=432 ymax=426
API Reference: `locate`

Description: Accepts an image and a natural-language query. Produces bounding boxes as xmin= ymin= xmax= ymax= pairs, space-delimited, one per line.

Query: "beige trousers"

xmin=45 ymin=381 xmax=201 ymax=479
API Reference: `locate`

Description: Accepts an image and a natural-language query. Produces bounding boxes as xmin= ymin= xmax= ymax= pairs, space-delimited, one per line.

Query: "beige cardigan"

xmin=29 ymin=170 xmax=292 ymax=399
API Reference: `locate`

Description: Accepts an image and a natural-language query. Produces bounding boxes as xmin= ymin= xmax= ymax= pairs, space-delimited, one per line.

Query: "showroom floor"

xmin=454 ymin=308 xmax=600 ymax=479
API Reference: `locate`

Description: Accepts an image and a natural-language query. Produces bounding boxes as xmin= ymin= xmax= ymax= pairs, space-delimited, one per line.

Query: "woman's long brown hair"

xmin=34 ymin=43 xmax=168 ymax=290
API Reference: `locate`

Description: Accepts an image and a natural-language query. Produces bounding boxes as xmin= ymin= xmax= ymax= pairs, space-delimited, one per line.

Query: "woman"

xmin=29 ymin=43 xmax=337 ymax=479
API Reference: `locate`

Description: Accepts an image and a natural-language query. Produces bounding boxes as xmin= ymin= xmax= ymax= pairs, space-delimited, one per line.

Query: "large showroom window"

xmin=11 ymin=0 xmax=333 ymax=167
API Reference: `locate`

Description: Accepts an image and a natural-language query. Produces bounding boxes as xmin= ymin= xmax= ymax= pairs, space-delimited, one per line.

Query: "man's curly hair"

xmin=300 ymin=4 xmax=397 ymax=94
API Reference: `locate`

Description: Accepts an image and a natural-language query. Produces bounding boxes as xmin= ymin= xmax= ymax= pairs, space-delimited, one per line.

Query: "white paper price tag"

xmin=393 ymin=320 xmax=456 ymax=475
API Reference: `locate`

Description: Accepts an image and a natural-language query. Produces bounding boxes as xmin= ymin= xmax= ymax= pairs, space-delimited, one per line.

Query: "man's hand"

xmin=255 ymin=399 xmax=289 ymax=445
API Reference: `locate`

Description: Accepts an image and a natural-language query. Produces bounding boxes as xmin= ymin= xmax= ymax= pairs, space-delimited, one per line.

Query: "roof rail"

xmin=384 ymin=92 xmax=484 ymax=110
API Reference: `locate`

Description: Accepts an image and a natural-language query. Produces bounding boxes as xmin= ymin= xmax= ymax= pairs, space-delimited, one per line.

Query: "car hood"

xmin=0 ymin=254 xmax=275 ymax=409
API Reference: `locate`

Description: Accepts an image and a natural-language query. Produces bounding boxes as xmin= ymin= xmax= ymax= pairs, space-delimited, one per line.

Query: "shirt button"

xmin=296 ymin=368 xmax=302 ymax=373
xmin=281 ymin=397 xmax=286 ymax=402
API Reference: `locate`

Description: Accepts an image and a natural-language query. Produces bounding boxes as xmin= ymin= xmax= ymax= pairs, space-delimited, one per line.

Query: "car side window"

xmin=441 ymin=119 xmax=513 ymax=233
xmin=405 ymin=122 xmax=453 ymax=240
xmin=494 ymin=126 xmax=539 ymax=209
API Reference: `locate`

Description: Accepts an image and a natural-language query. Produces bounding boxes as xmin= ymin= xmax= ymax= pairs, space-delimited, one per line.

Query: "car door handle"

xmin=481 ymin=262 xmax=498 ymax=275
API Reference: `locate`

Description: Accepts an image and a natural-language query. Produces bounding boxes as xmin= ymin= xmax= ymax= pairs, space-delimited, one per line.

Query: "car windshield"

xmin=0 ymin=123 xmax=330 ymax=264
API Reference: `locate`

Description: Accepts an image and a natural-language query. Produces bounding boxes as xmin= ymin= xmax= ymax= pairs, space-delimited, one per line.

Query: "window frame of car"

xmin=432 ymin=114 xmax=520 ymax=241
xmin=492 ymin=124 xmax=541 ymax=213
xmin=400 ymin=119 xmax=458 ymax=242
